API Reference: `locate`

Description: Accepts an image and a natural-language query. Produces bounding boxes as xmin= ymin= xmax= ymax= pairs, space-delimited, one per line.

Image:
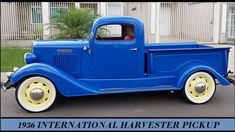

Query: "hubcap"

xmin=194 ymin=82 xmax=206 ymax=93
xmin=188 ymin=76 xmax=210 ymax=98
xmin=30 ymin=88 xmax=44 ymax=100
xmin=21 ymin=81 xmax=51 ymax=107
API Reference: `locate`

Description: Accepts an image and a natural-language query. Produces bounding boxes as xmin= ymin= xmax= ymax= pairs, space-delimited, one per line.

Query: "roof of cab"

xmin=93 ymin=16 xmax=143 ymax=26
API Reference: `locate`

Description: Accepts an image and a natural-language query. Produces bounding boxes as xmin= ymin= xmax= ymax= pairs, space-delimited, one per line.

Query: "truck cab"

xmin=85 ymin=16 xmax=145 ymax=79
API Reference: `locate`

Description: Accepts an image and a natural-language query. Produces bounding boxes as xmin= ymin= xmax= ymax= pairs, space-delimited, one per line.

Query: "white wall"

xmin=107 ymin=2 xmax=123 ymax=16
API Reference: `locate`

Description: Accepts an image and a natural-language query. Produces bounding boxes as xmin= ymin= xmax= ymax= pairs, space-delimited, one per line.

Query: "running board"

xmin=99 ymin=85 xmax=179 ymax=94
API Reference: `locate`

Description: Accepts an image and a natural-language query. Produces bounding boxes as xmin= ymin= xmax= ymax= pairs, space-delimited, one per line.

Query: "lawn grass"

xmin=1 ymin=47 xmax=31 ymax=72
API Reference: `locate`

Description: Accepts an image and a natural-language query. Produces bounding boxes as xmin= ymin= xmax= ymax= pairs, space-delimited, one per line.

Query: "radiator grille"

xmin=53 ymin=53 xmax=78 ymax=74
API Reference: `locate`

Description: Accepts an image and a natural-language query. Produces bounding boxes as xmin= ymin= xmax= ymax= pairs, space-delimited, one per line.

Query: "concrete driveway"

xmin=0 ymin=84 xmax=234 ymax=117
xmin=1 ymin=44 xmax=234 ymax=117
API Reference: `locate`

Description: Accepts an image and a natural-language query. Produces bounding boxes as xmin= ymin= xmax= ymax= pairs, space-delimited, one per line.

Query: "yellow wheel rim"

xmin=21 ymin=80 xmax=52 ymax=108
xmin=187 ymin=75 xmax=212 ymax=100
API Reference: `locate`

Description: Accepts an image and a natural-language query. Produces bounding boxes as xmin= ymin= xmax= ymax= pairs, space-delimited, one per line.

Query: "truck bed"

xmin=145 ymin=41 xmax=209 ymax=50
xmin=144 ymin=41 xmax=230 ymax=79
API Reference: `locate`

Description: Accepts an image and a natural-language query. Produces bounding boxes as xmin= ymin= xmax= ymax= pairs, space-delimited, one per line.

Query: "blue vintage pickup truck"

xmin=2 ymin=16 xmax=234 ymax=112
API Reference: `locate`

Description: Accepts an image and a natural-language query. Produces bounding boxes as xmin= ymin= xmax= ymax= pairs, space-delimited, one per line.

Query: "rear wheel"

xmin=16 ymin=76 xmax=56 ymax=112
xmin=183 ymin=72 xmax=216 ymax=104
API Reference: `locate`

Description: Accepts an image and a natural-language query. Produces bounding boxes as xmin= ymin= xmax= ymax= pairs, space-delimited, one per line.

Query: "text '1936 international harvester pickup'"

xmin=1 ymin=16 xmax=234 ymax=112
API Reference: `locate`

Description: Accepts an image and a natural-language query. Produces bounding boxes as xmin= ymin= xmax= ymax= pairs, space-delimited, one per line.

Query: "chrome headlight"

xmin=24 ymin=53 xmax=37 ymax=64
xmin=13 ymin=67 xmax=19 ymax=72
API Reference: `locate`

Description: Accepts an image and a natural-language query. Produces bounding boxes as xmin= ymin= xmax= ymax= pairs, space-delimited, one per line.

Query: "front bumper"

xmin=1 ymin=67 xmax=19 ymax=91
xmin=1 ymin=79 xmax=13 ymax=91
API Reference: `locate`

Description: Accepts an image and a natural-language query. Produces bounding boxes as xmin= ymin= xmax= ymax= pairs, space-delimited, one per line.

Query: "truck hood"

xmin=33 ymin=39 xmax=89 ymax=48
xmin=30 ymin=39 xmax=90 ymax=77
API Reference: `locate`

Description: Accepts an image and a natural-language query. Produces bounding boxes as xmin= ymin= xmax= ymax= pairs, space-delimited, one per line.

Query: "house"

xmin=1 ymin=2 xmax=234 ymax=47
xmin=123 ymin=2 xmax=235 ymax=44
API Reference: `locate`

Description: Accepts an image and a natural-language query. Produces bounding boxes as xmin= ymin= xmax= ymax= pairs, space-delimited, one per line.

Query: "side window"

xmin=97 ymin=25 xmax=122 ymax=38
xmin=96 ymin=24 xmax=135 ymax=41
xmin=31 ymin=3 xmax=42 ymax=24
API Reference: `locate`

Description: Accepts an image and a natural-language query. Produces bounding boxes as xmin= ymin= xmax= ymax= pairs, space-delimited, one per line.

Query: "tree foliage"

xmin=50 ymin=6 xmax=99 ymax=39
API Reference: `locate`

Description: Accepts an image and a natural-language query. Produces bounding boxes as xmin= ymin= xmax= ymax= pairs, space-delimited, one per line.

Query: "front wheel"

xmin=16 ymin=76 xmax=56 ymax=112
xmin=183 ymin=72 xmax=216 ymax=104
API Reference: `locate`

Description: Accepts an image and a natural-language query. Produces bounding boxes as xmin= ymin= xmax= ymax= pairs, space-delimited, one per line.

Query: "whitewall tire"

xmin=183 ymin=72 xmax=216 ymax=104
xmin=16 ymin=76 xmax=56 ymax=112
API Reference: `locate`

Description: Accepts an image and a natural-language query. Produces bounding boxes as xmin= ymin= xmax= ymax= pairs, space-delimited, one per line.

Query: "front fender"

xmin=11 ymin=63 xmax=98 ymax=97
xmin=177 ymin=64 xmax=230 ymax=89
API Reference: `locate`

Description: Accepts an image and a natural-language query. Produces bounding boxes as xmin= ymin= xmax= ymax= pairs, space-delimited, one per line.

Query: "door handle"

xmin=130 ymin=48 xmax=137 ymax=51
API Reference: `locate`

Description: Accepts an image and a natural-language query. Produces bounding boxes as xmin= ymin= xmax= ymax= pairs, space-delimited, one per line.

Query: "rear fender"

xmin=11 ymin=63 xmax=98 ymax=97
xmin=177 ymin=64 xmax=230 ymax=89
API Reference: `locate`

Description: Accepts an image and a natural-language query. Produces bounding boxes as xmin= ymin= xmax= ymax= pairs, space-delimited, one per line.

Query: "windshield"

xmin=86 ymin=24 xmax=94 ymax=41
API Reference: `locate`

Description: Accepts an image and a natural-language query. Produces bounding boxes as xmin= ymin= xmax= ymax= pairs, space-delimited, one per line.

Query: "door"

xmin=90 ymin=24 xmax=139 ymax=79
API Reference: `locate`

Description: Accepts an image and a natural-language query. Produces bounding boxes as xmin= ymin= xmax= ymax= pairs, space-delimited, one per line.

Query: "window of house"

xmin=96 ymin=24 xmax=135 ymax=41
xmin=50 ymin=2 xmax=75 ymax=23
xmin=228 ymin=4 xmax=235 ymax=38
xmin=31 ymin=3 xmax=42 ymax=24
xmin=80 ymin=3 xmax=98 ymax=15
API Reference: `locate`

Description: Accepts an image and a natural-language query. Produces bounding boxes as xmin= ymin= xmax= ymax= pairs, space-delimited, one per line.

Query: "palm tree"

xmin=50 ymin=6 xmax=99 ymax=39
